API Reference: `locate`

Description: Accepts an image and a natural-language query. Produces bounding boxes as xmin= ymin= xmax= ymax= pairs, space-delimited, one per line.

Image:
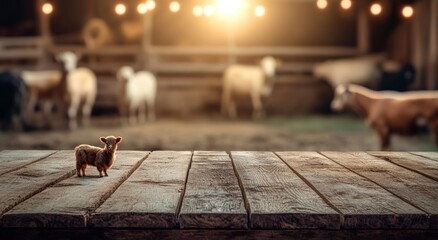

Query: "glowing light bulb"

xmin=193 ymin=5 xmax=203 ymax=17
xmin=340 ymin=0 xmax=352 ymax=10
xmin=203 ymin=5 xmax=215 ymax=17
xmin=402 ymin=5 xmax=414 ymax=18
xmin=137 ymin=3 xmax=148 ymax=14
xmin=42 ymin=3 xmax=53 ymax=15
xmin=169 ymin=1 xmax=180 ymax=13
xmin=254 ymin=5 xmax=265 ymax=17
xmin=370 ymin=3 xmax=382 ymax=16
xmin=216 ymin=0 xmax=243 ymax=16
xmin=115 ymin=3 xmax=126 ymax=15
xmin=146 ymin=0 xmax=156 ymax=10
xmin=316 ymin=0 xmax=328 ymax=10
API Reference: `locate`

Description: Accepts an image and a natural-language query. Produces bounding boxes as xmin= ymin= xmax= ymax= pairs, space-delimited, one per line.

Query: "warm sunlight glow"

xmin=137 ymin=3 xmax=148 ymax=14
xmin=370 ymin=3 xmax=382 ymax=16
xmin=42 ymin=3 xmax=53 ymax=15
xmin=216 ymin=0 xmax=243 ymax=17
xmin=340 ymin=0 xmax=352 ymax=10
xmin=254 ymin=5 xmax=265 ymax=17
xmin=169 ymin=1 xmax=180 ymax=13
xmin=193 ymin=5 xmax=203 ymax=17
xmin=146 ymin=0 xmax=156 ymax=10
xmin=316 ymin=0 xmax=328 ymax=10
xmin=402 ymin=5 xmax=414 ymax=18
xmin=203 ymin=5 xmax=215 ymax=17
xmin=115 ymin=3 xmax=126 ymax=15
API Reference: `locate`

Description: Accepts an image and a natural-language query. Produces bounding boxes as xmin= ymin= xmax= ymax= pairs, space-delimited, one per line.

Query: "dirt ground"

xmin=0 ymin=115 xmax=436 ymax=151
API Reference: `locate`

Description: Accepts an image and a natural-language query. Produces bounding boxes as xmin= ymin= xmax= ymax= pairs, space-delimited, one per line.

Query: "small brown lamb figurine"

xmin=74 ymin=136 xmax=122 ymax=177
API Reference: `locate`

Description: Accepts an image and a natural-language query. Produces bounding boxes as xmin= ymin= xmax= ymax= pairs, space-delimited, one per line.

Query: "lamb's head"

xmin=331 ymin=84 xmax=355 ymax=112
xmin=57 ymin=51 xmax=79 ymax=72
xmin=117 ymin=66 xmax=135 ymax=81
xmin=100 ymin=136 xmax=122 ymax=151
xmin=260 ymin=56 xmax=277 ymax=78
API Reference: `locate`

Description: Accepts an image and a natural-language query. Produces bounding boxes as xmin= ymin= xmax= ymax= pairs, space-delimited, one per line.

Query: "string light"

xmin=370 ymin=3 xmax=382 ymax=16
xmin=146 ymin=0 xmax=156 ymax=10
xmin=203 ymin=5 xmax=215 ymax=17
xmin=402 ymin=5 xmax=414 ymax=18
xmin=169 ymin=1 xmax=180 ymax=13
xmin=216 ymin=0 xmax=243 ymax=16
xmin=316 ymin=0 xmax=328 ymax=10
xmin=254 ymin=5 xmax=265 ymax=17
xmin=193 ymin=5 xmax=203 ymax=17
xmin=137 ymin=3 xmax=148 ymax=14
xmin=115 ymin=3 xmax=126 ymax=15
xmin=340 ymin=0 xmax=352 ymax=10
xmin=42 ymin=2 xmax=53 ymax=15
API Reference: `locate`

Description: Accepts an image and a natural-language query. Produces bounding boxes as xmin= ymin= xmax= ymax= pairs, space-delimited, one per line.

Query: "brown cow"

xmin=331 ymin=84 xmax=438 ymax=150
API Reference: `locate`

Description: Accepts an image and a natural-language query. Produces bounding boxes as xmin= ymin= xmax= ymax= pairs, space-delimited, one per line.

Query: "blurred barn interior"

xmin=1 ymin=0 xmax=436 ymax=116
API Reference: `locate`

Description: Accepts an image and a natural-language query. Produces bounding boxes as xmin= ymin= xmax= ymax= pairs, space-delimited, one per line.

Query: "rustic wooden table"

xmin=0 ymin=150 xmax=437 ymax=239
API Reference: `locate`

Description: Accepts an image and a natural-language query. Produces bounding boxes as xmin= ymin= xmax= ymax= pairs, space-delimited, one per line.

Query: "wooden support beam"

xmin=427 ymin=0 xmax=438 ymax=90
xmin=357 ymin=0 xmax=370 ymax=54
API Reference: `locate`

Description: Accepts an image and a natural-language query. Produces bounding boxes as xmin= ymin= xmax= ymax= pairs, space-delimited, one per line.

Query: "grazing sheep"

xmin=221 ymin=56 xmax=278 ymax=119
xmin=75 ymin=136 xmax=122 ymax=177
xmin=0 ymin=71 xmax=27 ymax=131
xmin=313 ymin=55 xmax=384 ymax=89
xmin=331 ymin=83 xmax=438 ymax=150
xmin=58 ymin=51 xmax=97 ymax=130
xmin=117 ymin=66 xmax=157 ymax=125
xmin=21 ymin=70 xmax=66 ymax=127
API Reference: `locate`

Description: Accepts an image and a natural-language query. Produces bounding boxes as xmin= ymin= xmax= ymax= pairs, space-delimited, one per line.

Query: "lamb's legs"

xmin=43 ymin=101 xmax=54 ymax=128
xmin=103 ymin=169 xmax=108 ymax=177
xmin=138 ymin=101 xmax=146 ymax=124
xmin=81 ymin=165 xmax=87 ymax=177
xmin=76 ymin=164 xmax=82 ymax=177
xmin=375 ymin=124 xmax=391 ymax=151
xmin=97 ymin=166 xmax=103 ymax=177
xmin=129 ymin=103 xmax=137 ymax=125
xmin=251 ymin=92 xmax=263 ymax=120
xmin=82 ymin=94 xmax=95 ymax=127
xmin=147 ymin=100 xmax=156 ymax=121
xmin=221 ymin=89 xmax=231 ymax=117
xmin=68 ymin=95 xmax=81 ymax=130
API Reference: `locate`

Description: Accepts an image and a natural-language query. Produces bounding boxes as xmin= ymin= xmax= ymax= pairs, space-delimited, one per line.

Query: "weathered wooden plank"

xmin=277 ymin=152 xmax=428 ymax=229
xmin=231 ymin=151 xmax=340 ymax=229
xmin=322 ymin=152 xmax=438 ymax=229
xmin=0 ymin=150 xmax=56 ymax=176
xmin=369 ymin=152 xmax=438 ymax=181
xmin=89 ymin=151 xmax=192 ymax=228
xmin=0 ymin=151 xmax=76 ymax=218
xmin=411 ymin=152 xmax=438 ymax=162
xmin=1 ymin=151 xmax=148 ymax=228
xmin=179 ymin=151 xmax=247 ymax=229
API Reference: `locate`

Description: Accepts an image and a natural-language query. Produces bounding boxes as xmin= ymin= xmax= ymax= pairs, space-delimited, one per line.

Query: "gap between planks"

xmin=319 ymin=151 xmax=435 ymax=229
xmin=273 ymin=152 xmax=346 ymax=226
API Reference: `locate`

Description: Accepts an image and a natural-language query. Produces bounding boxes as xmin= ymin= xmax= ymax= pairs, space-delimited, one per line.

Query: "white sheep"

xmin=117 ymin=66 xmax=157 ymax=125
xmin=221 ymin=56 xmax=278 ymax=119
xmin=313 ymin=55 xmax=384 ymax=89
xmin=58 ymin=51 xmax=97 ymax=130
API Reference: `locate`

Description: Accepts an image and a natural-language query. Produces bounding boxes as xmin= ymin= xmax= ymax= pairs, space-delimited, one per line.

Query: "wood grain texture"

xmin=89 ymin=151 xmax=192 ymax=228
xmin=179 ymin=151 xmax=247 ymax=229
xmin=1 ymin=151 xmax=148 ymax=228
xmin=231 ymin=151 xmax=340 ymax=229
xmin=369 ymin=152 xmax=438 ymax=181
xmin=0 ymin=150 xmax=56 ymax=176
xmin=0 ymin=151 xmax=75 ymax=218
xmin=322 ymin=151 xmax=438 ymax=229
xmin=277 ymin=152 xmax=428 ymax=229
xmin=411 ymin=152 xmax=438 ymax=162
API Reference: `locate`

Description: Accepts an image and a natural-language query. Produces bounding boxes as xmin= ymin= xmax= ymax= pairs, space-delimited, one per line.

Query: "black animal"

xmin=379 ymin=64 xmax=416 ymax=92
xmin=0 ymin=71 xmax=27 ymax=131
